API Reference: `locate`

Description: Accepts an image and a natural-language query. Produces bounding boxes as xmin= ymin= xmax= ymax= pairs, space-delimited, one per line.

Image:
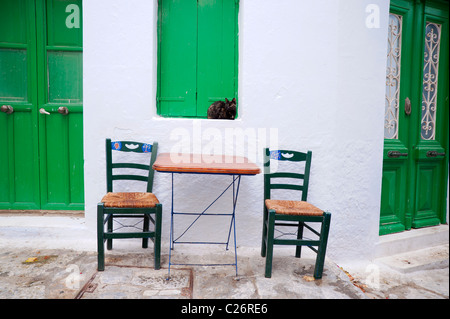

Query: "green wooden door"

xmin=0 ymin=0 xmax=84 ymax=211
xmin=380 ymin=0 xmax=449 ymax=235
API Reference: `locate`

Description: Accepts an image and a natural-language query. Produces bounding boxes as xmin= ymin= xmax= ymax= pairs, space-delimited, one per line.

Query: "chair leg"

xmin=314 ymin=212 xmax=331 ymax=279
xmin=295 ymin=221 xmax=304 ymax=258
xmin=107 ymin=214 xmax=113 ymax=250
xmin=142 ymin=214 xmax=150 ymax=248
xmin=154 ymin=204 xmax=162 ymax=270
xmin=264 ymin=210 xmax=276 ymax=278
xmin=261 ymin=206 xmax=268 ymax=257
xmin=97 ymin=203 xmax=105 ymax=271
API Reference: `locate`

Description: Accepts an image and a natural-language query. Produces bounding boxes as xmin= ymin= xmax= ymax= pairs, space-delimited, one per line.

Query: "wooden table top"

xmin=153 ymin=153 xmax=261 ymax=175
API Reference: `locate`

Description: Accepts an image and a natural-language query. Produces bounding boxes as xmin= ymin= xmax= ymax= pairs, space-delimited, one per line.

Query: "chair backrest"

xmin=106 ymin=139 xmax=158 ymax=193
xmin=264 ymin=148 xmax=312 ymax=202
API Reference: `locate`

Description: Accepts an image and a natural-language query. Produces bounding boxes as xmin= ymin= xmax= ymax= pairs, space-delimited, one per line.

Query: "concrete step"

xmin=376 ymin=244 xmax=449 ymax=273
xmin=375 ymin=224 xmax=449 ymax=258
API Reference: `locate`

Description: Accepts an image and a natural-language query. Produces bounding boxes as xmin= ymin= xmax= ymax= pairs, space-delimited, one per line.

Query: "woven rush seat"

xmin=101 ymin=192 xmax=159 ymax=208
xmin=265 ymin=199 xmax=323 ymax=216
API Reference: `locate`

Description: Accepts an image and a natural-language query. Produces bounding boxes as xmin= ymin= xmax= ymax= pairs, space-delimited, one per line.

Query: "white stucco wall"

xmin=83 ymin=0 xmax=390 ymax=264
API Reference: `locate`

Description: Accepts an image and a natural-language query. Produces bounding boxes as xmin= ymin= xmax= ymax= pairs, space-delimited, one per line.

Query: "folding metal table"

xmin=153 ymin=153 xmax=260 ymax=278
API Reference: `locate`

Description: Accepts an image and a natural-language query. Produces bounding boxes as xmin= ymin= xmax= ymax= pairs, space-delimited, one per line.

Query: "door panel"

xmin=37 ymin=0 xmax=84 ymax=210
xmin=380 ymin=0 xmax=448 ymax=235
xmin=46 ymin=0 xmax=82 ymax=47
xmin=380 ymin=1 xmax=414 ymax=234
xmin=414 ymin=162 xmax=441 ymax=227
xmin=380 ymin=158 xmax=408 ymax=234
xmin=0 ymin=0 xmax=40 ymax=210
xmin=68 ymin=112 xmax=84 ymax=205
xmin=411 ymin=3 xmax=449 ymax=228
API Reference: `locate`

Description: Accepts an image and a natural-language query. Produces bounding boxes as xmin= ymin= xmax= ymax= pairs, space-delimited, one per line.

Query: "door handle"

xmin=405 ymin=97 xmax=411 ymax=115
xmin=426 ymin=151 xmax=445 ymax=157
xmin=57 ymin=106 xmax=69 ymax=115
xmin=388 ymin=151 xmax=408 ymax=158
xmin=39 ymin=108 xmax=50 ymax=115
xmin=1 ymin=105 xmax=14 ymax=114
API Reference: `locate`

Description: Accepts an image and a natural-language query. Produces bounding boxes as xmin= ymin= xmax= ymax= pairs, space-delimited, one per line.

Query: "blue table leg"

xmin=167 ymin=173 xmax=242 ymax=280
xmin=167 ymin=173 xmax=174 ymax=280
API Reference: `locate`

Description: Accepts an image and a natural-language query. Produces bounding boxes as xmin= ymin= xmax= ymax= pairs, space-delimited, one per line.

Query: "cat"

xmin=207 ymin=98 xmax=236 ymax=120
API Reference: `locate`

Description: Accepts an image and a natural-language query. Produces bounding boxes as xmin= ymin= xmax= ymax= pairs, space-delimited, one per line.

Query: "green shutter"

xmin=157 ymin=0 xmax=238 ymax=118
xmin=197 ymin=0 xmax=238 ymax=117
xmin=158 ymin=0 xmax=198 ymax=117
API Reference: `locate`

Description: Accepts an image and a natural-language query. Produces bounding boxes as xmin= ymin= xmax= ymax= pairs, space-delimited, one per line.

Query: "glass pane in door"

xmin=384 ymin=13 xmax=403 ymax=140
xmin=421 ymin=22 xmax=441 ymax=141
xmin=0 ymin=49 xmax=27 ymax=102
xmin=47 ymin=50 xmax=83 ymax=103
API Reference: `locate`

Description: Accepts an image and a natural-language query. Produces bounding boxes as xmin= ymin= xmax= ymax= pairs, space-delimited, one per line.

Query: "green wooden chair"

xmin=261 ymin=148 xmax=331 ymax=279
xmin=97 ymin=139 xmax=162 ymax=271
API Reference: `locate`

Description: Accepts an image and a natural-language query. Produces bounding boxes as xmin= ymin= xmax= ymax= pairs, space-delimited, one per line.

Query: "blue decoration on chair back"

xmin=111 ymin=141 xmax=153 ymax=153
xmin=112 ymin=141 xmax=122 ymax=151
xmin=142 ymin=143 xmax=152 ymax=153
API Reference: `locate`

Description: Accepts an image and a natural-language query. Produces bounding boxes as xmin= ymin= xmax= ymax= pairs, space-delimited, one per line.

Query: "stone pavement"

xmin=0 ymin=243 xmax=448 ymax=300
xmin=0 ymin=215 xmax=448 ymax=301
